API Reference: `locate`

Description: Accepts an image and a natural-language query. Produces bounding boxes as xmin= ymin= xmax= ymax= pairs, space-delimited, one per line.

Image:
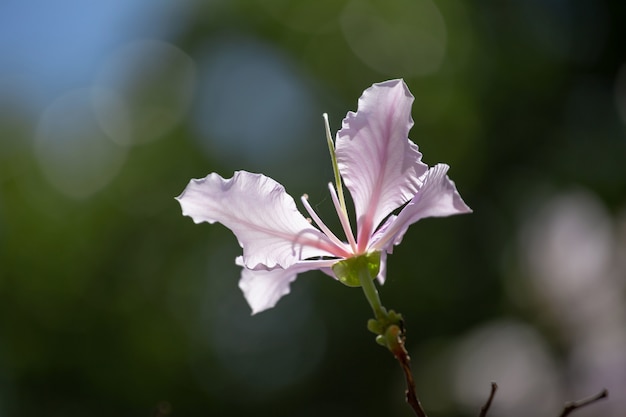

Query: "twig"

xmin=386 ymin=325 xmax=428 ymax=417
xmin=559 ymin=389 xmax=608 ymax=417
xmin=479 ymin=382 xmax=498 ymax=417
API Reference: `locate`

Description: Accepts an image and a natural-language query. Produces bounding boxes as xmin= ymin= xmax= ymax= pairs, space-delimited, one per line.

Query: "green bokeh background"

xmin=1 ymin=1 xmax=625 ymax=416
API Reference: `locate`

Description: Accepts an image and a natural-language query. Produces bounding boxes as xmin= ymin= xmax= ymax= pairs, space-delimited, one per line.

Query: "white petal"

xmin=176 ymin=171 xmax=337 ymax=269
xmin=237 ymin=257 xmax=335 ymax=314
xmin=373 ymin=164 xmax=472 ymax=251
xmin=336 ymin=79 xmax=428 ymax=251
xmin=368 ymin=214 xmax=397 ymax=254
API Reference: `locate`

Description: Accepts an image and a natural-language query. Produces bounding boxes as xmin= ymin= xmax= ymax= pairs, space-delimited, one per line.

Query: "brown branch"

xmin=386 ymin=325 xmax=428 ymax=417
xmin=559 ymin=389 xmax=608 ymax=417
xmin=479 ymin=382 xmax=498 ymax=417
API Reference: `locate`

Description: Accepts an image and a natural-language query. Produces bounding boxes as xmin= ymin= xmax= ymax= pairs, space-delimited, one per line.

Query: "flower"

xmin=176 ymin=79 xmax=471 ymax=314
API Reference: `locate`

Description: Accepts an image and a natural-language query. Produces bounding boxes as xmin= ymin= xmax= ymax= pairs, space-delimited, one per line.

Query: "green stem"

xmin=358 ymin=265 xmax=386 ymax=320
xmin=357 ymin=264 xmax=427 ymax=417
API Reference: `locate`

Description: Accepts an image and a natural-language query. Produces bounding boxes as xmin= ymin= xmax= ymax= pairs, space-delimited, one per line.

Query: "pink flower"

xmin=177 ymin=79 xmax=471 ymax=314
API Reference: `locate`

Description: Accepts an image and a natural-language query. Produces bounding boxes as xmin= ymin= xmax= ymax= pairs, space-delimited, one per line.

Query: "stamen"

xmin=328 ymin=183 xmax=358 ymax=253
xmin=323 ymin=113 xmax=347 ymax=214
xmin=300 ymin=194 xmax=349 ymax=254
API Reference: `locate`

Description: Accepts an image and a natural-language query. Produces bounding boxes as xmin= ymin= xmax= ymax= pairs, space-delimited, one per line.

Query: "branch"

xmin=559 ymin=389 xmax=608 ymax=417
xmin=385 ymin=325 xmax=428 ymax=417
xmin=479 ymin=382 xmax=498 ymax=417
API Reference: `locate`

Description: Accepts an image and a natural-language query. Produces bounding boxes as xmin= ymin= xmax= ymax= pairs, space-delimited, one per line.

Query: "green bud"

xmin=388 ymin=310 xmax=404 ymax=326
xmin=367 ymin=318 xmax=383 ymax=335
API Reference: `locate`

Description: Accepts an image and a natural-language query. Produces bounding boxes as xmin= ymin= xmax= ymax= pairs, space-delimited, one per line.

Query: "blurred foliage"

xmin=0 ymin=1 xmax=625 ymax=416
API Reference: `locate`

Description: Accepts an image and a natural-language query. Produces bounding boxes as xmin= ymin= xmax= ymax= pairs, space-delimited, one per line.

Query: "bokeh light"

xmin=452 ymin=320 xmax=562 ymax=417
xmin=517 ymin=190 xmax=626 ymax=416
xmin=96 ymin=40 xmax=196 ymax=146
xmin=192 ymin=35 xmax=317 ymax=167
xmin=340 ymin=0 xmax=447 ymax=77
xmin=0 ymin=0 xmax=190 ymax=110
xmin=34 ymin=88 xmax=129 ymax=199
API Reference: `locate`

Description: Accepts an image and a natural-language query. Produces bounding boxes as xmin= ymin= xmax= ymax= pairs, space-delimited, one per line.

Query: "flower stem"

xmin=357 ymin=263 xmax=428 ymax=417
xmin=358 ymin=265 xmax=385 ymax=320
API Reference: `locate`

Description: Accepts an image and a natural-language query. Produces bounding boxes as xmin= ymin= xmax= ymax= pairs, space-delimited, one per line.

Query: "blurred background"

xmin=0 ymin=0 xmax=625 ymax=416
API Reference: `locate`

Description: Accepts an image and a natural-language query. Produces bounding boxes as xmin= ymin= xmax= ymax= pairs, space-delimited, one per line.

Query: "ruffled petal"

xmin=177 ymin=171 xmax=337 ymax=269
xmin=336 ymin=79 xmax=428 ymax=251
xmin=237 ymin=257 xmax=335 ymax=314
xmin=372 ymin=164 xmax=472 ymax=252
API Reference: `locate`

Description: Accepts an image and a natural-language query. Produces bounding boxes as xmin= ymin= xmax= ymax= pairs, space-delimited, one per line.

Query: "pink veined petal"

xmin=237 ymin=257 xmax=338 ymax=314
xmin=368 ymin=214 xmax=397 ymax=253
xmin=176 ymin=171 xmax=337 ymax=270
xmin=336 ymin=79 xmax=428 ymax=252
xmin=238 ymin=259 xmax=297 ymax=315
xmin=372 ymin=164 xmax=472 ymax=252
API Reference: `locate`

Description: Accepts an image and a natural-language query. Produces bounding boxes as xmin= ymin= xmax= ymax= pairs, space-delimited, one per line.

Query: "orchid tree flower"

xmin=176 ymin=80 xmax=613 ymax=417
xmin=177 ymin=79 xmax=471 ymax=315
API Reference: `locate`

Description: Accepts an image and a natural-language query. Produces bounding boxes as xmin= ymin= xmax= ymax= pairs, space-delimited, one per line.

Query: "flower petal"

xmin=372 ymin=164 xmax=472 ymax=251
xmin=238 ymin=262 xmax=297 ymax=315
xmin=237 ymin=257 xmax=335 ymax=314
xmin=336 ymin=79 xmax=428 ymax=251
xmin=368 ymin=214 xmax=397 ymax=253
xmin=376 ymin=251 xmax=388 ymax=285
xmin=177 ymin=171 xmax=337 ymax=269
